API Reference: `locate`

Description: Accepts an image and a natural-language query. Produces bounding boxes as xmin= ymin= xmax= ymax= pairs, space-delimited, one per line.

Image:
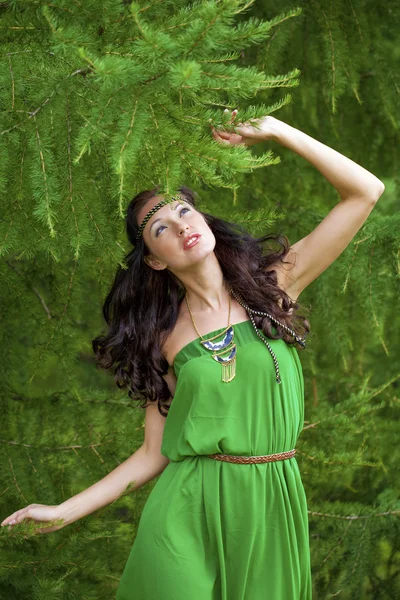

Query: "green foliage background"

xmin=0 ymin=1 xmax=399 ymax=598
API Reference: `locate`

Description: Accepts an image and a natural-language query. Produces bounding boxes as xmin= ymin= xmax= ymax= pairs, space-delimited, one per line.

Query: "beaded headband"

xmin=136 ymin=195 xmax=184 ymax=241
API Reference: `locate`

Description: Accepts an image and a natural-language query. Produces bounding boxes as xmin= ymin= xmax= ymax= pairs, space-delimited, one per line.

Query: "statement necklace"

xmin=185 ymin=290 xmax=237 ymax=383
xmin=185 ymin=287 xmax=308 ymax=385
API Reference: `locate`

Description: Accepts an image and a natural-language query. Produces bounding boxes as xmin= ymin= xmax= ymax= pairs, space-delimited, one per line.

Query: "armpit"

xmin=264 ymin=251 xmax=299 ymax=302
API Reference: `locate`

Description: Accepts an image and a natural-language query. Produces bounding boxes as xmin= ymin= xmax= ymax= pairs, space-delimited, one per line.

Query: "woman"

xmin=1 ymin=111 xmax=385 ymax=600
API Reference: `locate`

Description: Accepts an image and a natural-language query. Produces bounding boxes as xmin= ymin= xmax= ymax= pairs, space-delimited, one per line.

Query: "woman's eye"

xmin=155 ymin=207 xmax=190 ymax=237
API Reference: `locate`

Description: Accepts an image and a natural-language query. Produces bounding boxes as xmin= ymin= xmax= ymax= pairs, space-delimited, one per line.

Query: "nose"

xmin=179 ymin=223 xmax=190 ymax=236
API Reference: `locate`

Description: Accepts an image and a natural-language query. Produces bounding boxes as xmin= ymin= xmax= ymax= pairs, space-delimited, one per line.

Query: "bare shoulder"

xmin=160 ymin=317 xmax=193 ymax=399
xmin=161 ymin=310 xmax=198 ymax=366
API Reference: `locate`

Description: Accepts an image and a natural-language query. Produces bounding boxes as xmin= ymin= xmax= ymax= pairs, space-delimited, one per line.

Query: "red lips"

xmin=183 ymin=233 xmax=201 ymax=250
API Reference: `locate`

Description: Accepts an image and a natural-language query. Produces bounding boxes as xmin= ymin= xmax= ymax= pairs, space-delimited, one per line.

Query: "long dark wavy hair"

xmin=92 ymin=185 xmax=311 ymax=416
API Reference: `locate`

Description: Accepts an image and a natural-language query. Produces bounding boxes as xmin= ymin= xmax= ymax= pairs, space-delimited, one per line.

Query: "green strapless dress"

xmin=116 ymin=320 xmax=312 ymax=599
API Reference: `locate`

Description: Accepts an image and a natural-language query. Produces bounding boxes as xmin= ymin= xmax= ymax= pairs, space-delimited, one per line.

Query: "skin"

xmin=1 ymin=107 xmax=385 ymax=533
xmin=138 ymin=195 xmax=231 ymax=314
xmin=1 ymin=200 xmax=230 ymax=534
xmin=137 ymin=108 xmax=281 ymax=316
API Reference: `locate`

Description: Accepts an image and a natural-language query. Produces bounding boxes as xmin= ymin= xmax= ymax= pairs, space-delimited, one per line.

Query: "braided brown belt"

xmin=206 ymin=449 xmax=296 ymax=464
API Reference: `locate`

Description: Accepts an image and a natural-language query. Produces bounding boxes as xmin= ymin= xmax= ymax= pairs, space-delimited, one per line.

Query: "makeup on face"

xmin=183 ymin=233 xmax=202 ymax=250
xmin=148 ymin=201 xmax=192 ymax=238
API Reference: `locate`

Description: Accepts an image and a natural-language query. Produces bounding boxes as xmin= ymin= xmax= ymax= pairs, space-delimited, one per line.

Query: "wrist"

xmin=266 ymin=118 xmax=294 ymax=144
xmin=55 ymin=501 xmax=76 ymax=527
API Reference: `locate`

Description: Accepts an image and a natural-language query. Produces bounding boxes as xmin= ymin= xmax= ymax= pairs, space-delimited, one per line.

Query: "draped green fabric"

xmin=117 ymin=320 xmax=312 ymax=599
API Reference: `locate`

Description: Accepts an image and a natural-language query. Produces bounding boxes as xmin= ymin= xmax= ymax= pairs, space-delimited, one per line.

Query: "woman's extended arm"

xmin=214 ymin=111 xmax=384 ymax=199
xmin=57 ymin=444 xmax=169 ymax=527
xmin=212 ymin=111 xmax=385 ymax=298
xmin=2 ymin=374 xmax=173 ymax=534
xmin=267 ymin=119 xmax=384 ymax=200
xmin=1 ymin=440 xmax=169 ymax=533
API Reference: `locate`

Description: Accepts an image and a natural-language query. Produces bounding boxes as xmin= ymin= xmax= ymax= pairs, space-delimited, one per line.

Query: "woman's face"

xmin=137 ymin=195 xmax=216 ymax=272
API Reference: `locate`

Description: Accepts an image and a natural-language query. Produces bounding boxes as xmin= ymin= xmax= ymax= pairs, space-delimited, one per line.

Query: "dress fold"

xmin=116 ymin=320 xmax=312 ymax=599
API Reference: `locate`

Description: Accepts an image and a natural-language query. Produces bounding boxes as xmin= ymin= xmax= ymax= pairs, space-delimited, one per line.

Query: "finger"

xmin=12 ymin=506 xmax=32 ymax=525
xmin=214 ymin=134 xmax=232 ymax=146
xmin=216 ymin=137 xmax=232 ymax=146
xmin=233 ymin=125 xmax=253 ymax=137
xmin=34 ymin=524 xmax=60 ymax=535
xmin=1 ymin=507 xmax=27 ymax=526
xmin=212 ymin=129 xmax=231 ymax=145
xmin=223 ymin=109 xmax=238 ymax=124
xmin=212 ymin=132 xmax=229 ymax=145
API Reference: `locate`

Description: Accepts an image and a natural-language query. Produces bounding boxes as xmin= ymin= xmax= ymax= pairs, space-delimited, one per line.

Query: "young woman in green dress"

xmin=1 ymin=112 xmax=385 ymax=600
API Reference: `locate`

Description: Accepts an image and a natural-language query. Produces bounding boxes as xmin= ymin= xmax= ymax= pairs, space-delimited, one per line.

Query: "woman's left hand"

xmin=211 ymin=109 xmax=281 ymax=147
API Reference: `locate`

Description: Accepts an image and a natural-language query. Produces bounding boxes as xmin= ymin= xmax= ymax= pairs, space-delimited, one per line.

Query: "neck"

xmin=174 ymin=253 xmax=230 ymax=313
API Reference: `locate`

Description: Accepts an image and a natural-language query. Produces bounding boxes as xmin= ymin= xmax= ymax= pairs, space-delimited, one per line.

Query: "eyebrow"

xmin=149 ymin=201 xmax=186 ymax=233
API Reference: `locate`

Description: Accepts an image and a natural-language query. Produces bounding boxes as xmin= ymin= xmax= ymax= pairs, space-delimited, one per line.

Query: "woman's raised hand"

xmin=211 ymin=109 xmax=281 ymax=147
xmin=1 ymin=503 xmax=65 ymax=535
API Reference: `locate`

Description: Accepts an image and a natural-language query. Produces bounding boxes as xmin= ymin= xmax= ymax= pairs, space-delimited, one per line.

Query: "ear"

xmin=144 ymin=254 xmax=168 ymax=271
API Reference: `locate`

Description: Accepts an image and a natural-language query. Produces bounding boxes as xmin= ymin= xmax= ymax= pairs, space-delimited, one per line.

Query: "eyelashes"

xmin=155 ymin=207 xmax=190 ymax=237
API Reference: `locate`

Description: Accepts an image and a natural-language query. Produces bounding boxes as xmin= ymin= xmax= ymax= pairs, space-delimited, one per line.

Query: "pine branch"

xmin=4 ymin=259 xmax=52 ymax=318
xmin=28 ymin=260 xmax=78 ymax=383
xmin=308 ymin=509 xmax=400 ymax=520
xmin=0 ymin=69 xmax=90 ymax=137
xmin=0 ymin=438 xmax=114 ymax=451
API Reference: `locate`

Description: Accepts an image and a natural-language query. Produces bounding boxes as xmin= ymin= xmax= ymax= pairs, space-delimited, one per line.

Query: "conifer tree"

xmin=0 ymin=1 xmax=399 ymax=598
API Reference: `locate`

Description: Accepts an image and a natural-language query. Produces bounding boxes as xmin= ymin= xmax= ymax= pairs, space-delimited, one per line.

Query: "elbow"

xmin=371 ymin=181 xmax=385 ymax=202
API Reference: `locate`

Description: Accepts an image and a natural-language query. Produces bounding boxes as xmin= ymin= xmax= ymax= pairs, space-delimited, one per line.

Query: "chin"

xmin=189 ymin=240 xmax=216 ymax=265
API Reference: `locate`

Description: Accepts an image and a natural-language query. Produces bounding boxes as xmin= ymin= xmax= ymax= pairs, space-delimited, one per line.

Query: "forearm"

xmin=271 ymin=121 xmax=385 ymax=200
xmin=57 ymin=445 xmax=169 ymax=526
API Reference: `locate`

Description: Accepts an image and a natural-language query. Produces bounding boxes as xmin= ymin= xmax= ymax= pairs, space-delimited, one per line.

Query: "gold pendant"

xmin=221 ymin=356 xmax=236 ymax=383
xmin=211 ymin=342 xmax=237 ymax=383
